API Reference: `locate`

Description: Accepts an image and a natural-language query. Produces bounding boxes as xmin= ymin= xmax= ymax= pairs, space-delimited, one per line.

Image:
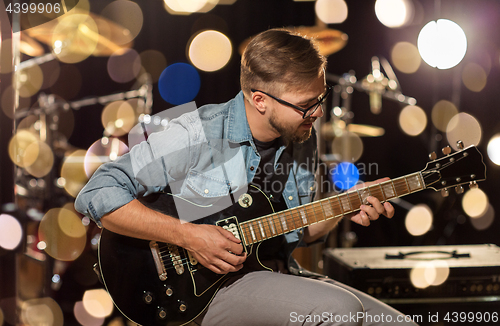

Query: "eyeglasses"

xmin=251 ymin=84 xmax=332 ymax=119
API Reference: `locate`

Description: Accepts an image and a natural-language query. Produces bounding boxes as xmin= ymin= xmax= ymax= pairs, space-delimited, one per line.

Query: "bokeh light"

xmin=0 ymin=214 xmax=23 ymax=250
xmin=330 ymin=162 xmax=359 ymax=191
xmin=52 ymin=13 xmax=99 ymax=64
xmin=24 ymin=140 xmax=55 ymax=178
xmin=410 ymin=260 xmax=450 ymax=289
xmin=60 ymin=149 xmax=89 ymax=198
xmin=84 ymin=138 xmax=129 ymax=178
xmin=38 ymin=208 xmax=87 ymax=261
xmin=82 ymin=289 xmax=114 ymax=318
xmin=331 ymin=131 xmax=364 ymax=162
xmin=405 ymin=204 xmax=433 ymax=236
xmin=139 ymin=50 xmax=167 ymax=83
xmin=462 ymin=62 xmax=487 ymax=92
xmin=469 ymin=204 xmax=495 ymax=231
xmin=8 ymin=130 xmax=39 ymax=168
xmin=158 ymin=63 xmax=201 ymax=105
xmin=462 ymin=188 xmax=488 ymax=218
xmin=21 ymin=297 xmax=63 ymax=326
xmin=163 ymin=0 xmax=219 ymax=15
xmin=101 ymin=100 xmax=137 ymax=137
xmin=188 ymin=30 xmax=232 ymax=72
xmin=487 ymin=134 xmax=500 ymax=165
xmin=315 ymin=0 xmax=348 ymax=24
xmin=74 ymin=301 xmax=105 ymax=326
xmin=17 ymin=64 xmax=44 ymax=98
xmin=107 ymin=49 xmax=142 ymax=83
xmin=391 ymin=42 xmax=421 ymax=74
xmin=375 ymin=0 xmax=414 ymax=28
xmin=431 ymin=100 xmax=458 ymax=132
xmin=399 ymin=105 xmax=427 ymax=136
xmin=417 ymin=19 xmax=467 ymax=69
xmin=101 ymin=0 xmax=144 ymax=43
xmin=446 ymin=112 xmax=482 ymax=148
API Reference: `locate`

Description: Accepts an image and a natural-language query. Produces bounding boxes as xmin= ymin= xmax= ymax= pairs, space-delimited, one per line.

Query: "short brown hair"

xmin=240 ymin=28 xmax=327 ymax=99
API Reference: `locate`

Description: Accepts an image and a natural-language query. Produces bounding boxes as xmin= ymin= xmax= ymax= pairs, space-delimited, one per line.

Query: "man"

xmin=76 ymin=28 xmax=417 ymax=325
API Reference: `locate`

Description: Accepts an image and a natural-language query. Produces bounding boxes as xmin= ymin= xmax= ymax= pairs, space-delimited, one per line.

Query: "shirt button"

xmin=250 ymin=166 xmax=255 ymax=171
xmin=288 ymin=196 xmax=293 ymax=201
xmin=204 ymin=189 xmax=209 ymax=194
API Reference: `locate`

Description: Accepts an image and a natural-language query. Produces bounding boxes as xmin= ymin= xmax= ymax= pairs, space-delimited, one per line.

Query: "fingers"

xmin=353 ymin=196 xmax=395 ymax=226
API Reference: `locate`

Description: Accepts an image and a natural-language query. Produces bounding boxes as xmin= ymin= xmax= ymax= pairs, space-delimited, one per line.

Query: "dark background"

xmin=2 ymin=0 xmax=500 ymax=325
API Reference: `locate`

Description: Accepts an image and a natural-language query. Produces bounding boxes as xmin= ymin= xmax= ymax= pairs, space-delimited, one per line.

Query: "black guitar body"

xmin=98 ymin=186 xmax=284 ymax=326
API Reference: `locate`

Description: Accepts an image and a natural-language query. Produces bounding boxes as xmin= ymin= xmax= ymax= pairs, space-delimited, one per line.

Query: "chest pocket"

xmin=296 ymin=173 xmax=316 ymax=204
xmin=185 ymin=170 xmax=231 ymax=198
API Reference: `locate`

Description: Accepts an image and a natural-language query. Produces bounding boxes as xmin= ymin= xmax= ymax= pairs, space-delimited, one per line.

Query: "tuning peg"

xmin=441 ymin=188 xmax=449 ymax=197
xmin=442 ymin=146 xmax=452 ymax=155
xmin=455 ymin=185 xmax=464 ymax=194
xmin=457 ymin=140 xmax=464 ymax=150
xmin=429 ymin=151 xmax=437 ymax=160
xmin=469 ymin=181 xmax=478 ymax=189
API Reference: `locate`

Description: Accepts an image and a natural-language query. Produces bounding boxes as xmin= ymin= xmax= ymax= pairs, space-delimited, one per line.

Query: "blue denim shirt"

xmin=75 ymin=91 xmax=318 ymax=266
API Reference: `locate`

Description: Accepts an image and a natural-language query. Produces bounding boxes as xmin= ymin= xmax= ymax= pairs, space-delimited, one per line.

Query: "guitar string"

xmin=156 ymin=173 xmax=436 ymax=269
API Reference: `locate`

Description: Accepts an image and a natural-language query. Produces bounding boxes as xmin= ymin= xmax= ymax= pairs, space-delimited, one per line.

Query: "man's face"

xmin=267 ymin=76 xmax=326 ymax=144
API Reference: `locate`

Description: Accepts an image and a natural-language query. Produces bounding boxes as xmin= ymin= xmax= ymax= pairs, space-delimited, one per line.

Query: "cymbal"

xmin=239 ymin=26 xmax=348 ymax=57
xmin=25 ymin=9 xmax=132 ymax=57
xmin=321 ymin=122 xmax=385 ymax=138
xmin=20 ymin=33 xmax=45 ymax=57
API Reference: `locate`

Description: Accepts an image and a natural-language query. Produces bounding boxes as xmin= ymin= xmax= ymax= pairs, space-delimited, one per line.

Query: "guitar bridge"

xmin=167 ymin=244 xmax=185 ymax=275
xmin=149 ymin=241 xmax=167 ymax=281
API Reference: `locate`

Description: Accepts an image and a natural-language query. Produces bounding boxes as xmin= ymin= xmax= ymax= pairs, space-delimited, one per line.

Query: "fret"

xmin=381 ymin=181 xmax=396 ymax=199
xmin=257 ymin=220 xmax=267 ymax=239
xmin=298 ymin=207 xmax=308 ymax=226
xmin=348 ymin=191 xmax=361 ymax=211
xmin=310 ymin=203 xmax=320 ymax=223
xmin=376 ymin=184 xmax=387 ymax=202
xmin=339 ymin=193 xmax=351 ymax=212
xmin=241 ymin=225 xmax=249 ymax=245
xmin=368 ymin=184 xmax=384 ymax=202
xmin=320 ymin=199 xmax=334 ymax=220
xmin=403 ymin=177 xmax=411 ymax=194
xmin=278 ymin=212 xmax=289 ymax=232
xmin=336 ymin=196 xmax=345 ymax=216
xmin=393 ymin=178 xmax=409 ymax=197
xmin=287 ymin=210 xmax=298 ymax=231
xmin=407 ymin=173 xmax=423 ymax=192
xmin=358 ymin=187 xmax=371 ymax=205
xmin=248 ymin=224 xmax=257 ymax=242
xmin=267 ymin=216 xmax=276 ymax=235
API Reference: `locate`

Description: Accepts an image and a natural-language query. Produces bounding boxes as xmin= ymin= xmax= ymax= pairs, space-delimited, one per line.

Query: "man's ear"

xmin=251 ymin=92 xmax=267 ymax=115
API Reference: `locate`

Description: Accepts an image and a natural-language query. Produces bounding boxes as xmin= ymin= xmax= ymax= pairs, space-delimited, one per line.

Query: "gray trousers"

xmin=197 ymin=270 xmax=419 ymax=326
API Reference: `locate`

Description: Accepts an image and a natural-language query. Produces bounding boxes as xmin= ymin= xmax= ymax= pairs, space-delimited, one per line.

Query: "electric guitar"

xmin=98 ymin=145 xmax=486 ymax=326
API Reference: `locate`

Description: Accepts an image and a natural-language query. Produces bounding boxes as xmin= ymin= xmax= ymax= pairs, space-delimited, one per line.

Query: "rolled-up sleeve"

xmin=74 ymin=118 xmax=194 ymax=227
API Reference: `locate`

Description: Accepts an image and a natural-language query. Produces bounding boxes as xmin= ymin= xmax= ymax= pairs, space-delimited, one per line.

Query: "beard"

xmin=269 ymin=109 xmax=313 ymax=145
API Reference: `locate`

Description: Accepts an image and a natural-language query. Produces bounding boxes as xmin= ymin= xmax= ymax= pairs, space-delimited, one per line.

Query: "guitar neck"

xmin=240 ymin=172 xmax=425 ymax=246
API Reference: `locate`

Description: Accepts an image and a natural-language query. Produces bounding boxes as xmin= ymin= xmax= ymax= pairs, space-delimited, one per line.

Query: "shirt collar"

xmin=227 ymin=91 xmax=254 ymax=143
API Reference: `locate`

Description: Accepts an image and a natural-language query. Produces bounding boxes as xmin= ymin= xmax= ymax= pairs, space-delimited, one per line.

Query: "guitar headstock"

xmin=421 ymin=144 xmax=486 ymax=196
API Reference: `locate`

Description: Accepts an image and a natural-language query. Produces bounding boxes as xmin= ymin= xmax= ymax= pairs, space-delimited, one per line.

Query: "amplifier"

xmin=323 ymin=244 xmax=500 ymax=304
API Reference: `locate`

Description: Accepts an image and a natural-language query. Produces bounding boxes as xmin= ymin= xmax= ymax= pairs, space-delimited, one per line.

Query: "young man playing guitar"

xmin=76 ymin=28 xmax=418 ymax=325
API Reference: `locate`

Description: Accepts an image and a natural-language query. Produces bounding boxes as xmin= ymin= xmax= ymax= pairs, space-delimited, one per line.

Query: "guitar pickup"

xmin=217 ymin=216 xmax=247 ymax=254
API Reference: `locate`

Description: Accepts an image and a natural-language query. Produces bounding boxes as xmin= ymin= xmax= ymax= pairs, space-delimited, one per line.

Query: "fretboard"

xmin=239 ymin=172 xmax=424 ymax=246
